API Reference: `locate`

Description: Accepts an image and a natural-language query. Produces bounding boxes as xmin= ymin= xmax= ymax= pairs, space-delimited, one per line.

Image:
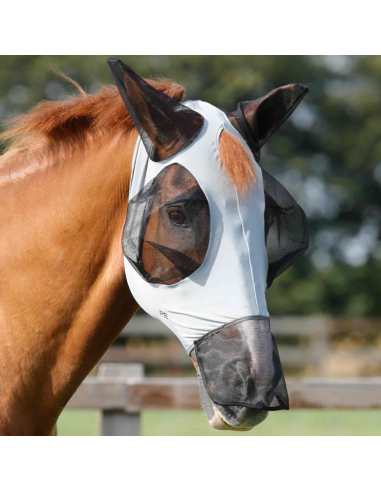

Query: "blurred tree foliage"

xmin=1 ymin=55 xmax=380 ymax=316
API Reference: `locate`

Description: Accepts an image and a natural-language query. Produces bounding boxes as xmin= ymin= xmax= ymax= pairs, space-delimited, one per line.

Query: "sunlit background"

xmin=1 ymin=55 xmax=381 ymax=435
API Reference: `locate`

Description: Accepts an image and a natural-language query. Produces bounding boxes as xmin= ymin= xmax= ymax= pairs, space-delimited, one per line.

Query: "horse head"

xmin=108 ymin=59 xmax=309 ymax=431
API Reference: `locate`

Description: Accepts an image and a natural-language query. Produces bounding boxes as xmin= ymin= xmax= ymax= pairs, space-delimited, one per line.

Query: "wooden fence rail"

xmin=66 ymin=363 xmax=381 ymax=435
xmin=100 ymin=316 xmax=381 ymax=375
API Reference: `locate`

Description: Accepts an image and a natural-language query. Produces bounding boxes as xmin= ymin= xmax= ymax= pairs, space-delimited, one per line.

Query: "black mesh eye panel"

xmin=123 ymin=164 xmax=210 ymax=285
xmin=194 ymin=316 xmax=289 ymax=411
xmin=262 ymin=169 xmax=309 ymax=289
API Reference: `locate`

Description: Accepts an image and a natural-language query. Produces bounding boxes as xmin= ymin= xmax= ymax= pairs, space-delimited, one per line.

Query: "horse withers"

xmin=0 ymin=58 xmax=308 ymax=434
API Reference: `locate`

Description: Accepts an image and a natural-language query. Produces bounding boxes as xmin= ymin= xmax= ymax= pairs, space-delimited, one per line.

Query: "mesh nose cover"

xmin=123 ymin=163 xmax=210 ymax=285
xmin=194 ymin=316 xmax=289 ymax=411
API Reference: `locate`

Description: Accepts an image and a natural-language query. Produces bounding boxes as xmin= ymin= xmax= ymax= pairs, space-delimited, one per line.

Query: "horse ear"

xmin=107 ymin=58 xmax=204 ymax=162
xmin=227 ymin=84 xmax=309 ymax=162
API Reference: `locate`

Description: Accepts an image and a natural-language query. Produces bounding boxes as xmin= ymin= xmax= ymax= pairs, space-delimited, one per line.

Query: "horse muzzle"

xmin=191 ymin=316 xmax=289 ymax=431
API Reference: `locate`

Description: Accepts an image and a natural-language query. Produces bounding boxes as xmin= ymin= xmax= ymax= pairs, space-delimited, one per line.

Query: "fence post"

xmin=309 ymin=317 xmax=331 ymax=376
xmin=98 ymin=363 xmax=144 ymax=436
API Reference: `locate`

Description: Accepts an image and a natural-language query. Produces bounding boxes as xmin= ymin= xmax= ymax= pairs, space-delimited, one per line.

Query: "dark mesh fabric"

xmin=194 ymin=316 xmax=289 ymax=411
xmin=227 ymin=84 xmax=309 ymax=163
xmin=263 ymin=169 xmax=309 ymax=288
xmin=123 ymin=164 xmax=210 ymax=285
xmin=108 ymin=58 xmax=204 ymax=162
xmin=226 ymin=85 xmax=309 ymax=288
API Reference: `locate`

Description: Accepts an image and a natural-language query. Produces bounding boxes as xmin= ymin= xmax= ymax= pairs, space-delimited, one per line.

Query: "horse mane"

xmin=0 ymin=76 xmax=255 ymax=192
xmin=0 ymin=78 xmax=185 ymax=148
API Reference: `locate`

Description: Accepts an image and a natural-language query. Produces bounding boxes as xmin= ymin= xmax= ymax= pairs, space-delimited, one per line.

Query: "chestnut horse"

xmin=0 ymin=80 xmax=148 ymax=435
xmin=0 ymin=68 xmax=305 ymax=435
xmin=0 ymin=77 xmax=233 ymax=434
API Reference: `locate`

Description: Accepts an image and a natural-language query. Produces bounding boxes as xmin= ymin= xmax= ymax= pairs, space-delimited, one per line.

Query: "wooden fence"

xmin=67 ymin=363 xmax=381 ymax=435
xmin=66 ymin=316 xmax=381 ymax=434
xmin=100 ymin=315 xmax=381 ymax=376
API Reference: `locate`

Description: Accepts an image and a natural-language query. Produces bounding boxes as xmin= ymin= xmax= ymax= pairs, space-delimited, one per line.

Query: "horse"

xmin=0 ymin=59 xmax=308 ymax=435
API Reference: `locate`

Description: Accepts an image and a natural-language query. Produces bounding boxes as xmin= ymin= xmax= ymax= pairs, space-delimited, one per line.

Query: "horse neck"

xmin=0 ymin=129 xmax=139 ymax=435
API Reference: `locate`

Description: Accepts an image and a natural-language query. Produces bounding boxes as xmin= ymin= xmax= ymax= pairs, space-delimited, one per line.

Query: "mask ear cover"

xmin=227 ymin=84 xmax=309 ymax=163
xmin=107 ymin=58 xmax=204 ymax=162
xmin=194 ymin=316 xmax=289 ymax=411
xmin=227 ymin=85 xmax=309 ymax=289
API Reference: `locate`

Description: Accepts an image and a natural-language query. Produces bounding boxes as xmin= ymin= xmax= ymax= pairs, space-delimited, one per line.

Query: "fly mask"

xmin=108 ymin=58 xmax=309 ymax=413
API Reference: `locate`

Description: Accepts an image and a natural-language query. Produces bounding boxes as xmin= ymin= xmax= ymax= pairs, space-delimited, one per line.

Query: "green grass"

xmin=57 ymin=409 xmax=381 ymax=436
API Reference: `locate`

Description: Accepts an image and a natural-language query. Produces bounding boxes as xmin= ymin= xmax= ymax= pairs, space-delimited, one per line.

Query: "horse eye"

xmin=168 ymin=208 xmax=187 ymax=225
